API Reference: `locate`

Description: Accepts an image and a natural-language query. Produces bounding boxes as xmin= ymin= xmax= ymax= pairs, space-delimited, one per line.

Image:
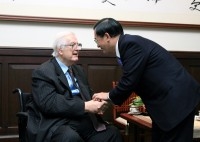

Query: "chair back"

xmin=112 ymin=81 xmax=137 ymax=128
xmin=13 ymin=88 xmax=31 ymax=142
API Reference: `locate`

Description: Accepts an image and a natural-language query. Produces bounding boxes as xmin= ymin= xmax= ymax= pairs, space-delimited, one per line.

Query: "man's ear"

xmin=104 ymin=32 xmax=111 ymax=40
xmin=58 ymin=48 xmax=63 ymax=55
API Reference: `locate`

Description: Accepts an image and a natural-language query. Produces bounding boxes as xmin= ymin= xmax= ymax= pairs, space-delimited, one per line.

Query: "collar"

xmin=55 ymin=57 xmax=69 ymax=74
xmin=115 ymin=40 xmax=120 ymax=58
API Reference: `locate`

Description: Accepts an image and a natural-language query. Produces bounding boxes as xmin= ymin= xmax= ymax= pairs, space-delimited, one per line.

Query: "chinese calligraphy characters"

xmin=190 ymin=0 xmax=200 ymax=11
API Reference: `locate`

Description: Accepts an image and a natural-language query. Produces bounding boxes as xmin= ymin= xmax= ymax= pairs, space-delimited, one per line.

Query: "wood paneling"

xmin=0 ymin=48 xmax=200 ymax=142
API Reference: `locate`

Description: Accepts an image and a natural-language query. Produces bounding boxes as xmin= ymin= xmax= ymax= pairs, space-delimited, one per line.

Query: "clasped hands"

xmin=85 ymin=92 xmax=110 ymax=115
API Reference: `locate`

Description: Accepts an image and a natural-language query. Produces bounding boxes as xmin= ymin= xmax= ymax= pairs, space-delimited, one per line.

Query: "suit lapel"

xmin=51 ymin=58 xmax=91 ymax=100
xmin=51 ymin=58 xmax=71 ymax=90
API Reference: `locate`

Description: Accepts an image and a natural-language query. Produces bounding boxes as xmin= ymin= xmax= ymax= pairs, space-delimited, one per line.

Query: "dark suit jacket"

xmin=109 ymin=34 xmax=200 ymax=131
xmin=27 ymin=57 xmax=102 ymax=142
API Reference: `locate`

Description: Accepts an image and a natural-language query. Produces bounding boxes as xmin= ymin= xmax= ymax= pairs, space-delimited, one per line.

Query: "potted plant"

xmin=129 ymin=96 xmax=144 ymax=114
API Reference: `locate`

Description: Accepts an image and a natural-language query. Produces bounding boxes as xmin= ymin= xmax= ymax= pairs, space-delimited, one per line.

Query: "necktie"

xmin=68 ymin=67 xmax=78 ymax=87
xmin=68 ymin=66 xmax=106 ymax=131
xmin=89 ymin=114 xmax=106 ymax=131
xmin=67 ymin=67 xmax=80 ymax=95
xmin=117 ymin=57 xmax=123 ymax=66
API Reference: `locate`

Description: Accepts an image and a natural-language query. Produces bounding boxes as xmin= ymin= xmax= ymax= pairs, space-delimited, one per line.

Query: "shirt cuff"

xmin=107 ymin=93 xmax=113 ymax=103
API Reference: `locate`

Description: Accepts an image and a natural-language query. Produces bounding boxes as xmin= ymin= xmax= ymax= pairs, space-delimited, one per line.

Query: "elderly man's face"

xmin=58 ymin=34 xmax=81 ymax=66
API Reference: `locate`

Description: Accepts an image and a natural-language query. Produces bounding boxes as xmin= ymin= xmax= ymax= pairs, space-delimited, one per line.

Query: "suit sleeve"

xmin=109 ymin=40 xmax=147 ymax=105
xmin=32 ymin=65 xmax=85 ymax=118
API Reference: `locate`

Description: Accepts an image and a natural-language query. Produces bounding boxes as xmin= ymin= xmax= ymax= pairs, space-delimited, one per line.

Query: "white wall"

xmin=0 ymin=21 xmax=200 ymax=51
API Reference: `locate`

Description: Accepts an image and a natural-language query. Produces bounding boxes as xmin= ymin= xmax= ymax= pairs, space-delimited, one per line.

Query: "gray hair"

xmin=52 ymin=32 xmax=75 ymax=57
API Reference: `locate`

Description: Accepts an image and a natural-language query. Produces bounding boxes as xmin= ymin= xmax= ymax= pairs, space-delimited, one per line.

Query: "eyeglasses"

xmin=61 ymin=42 xmax=82 ymax=50
xmin=94 ymin=39 xmax=98 ymax=43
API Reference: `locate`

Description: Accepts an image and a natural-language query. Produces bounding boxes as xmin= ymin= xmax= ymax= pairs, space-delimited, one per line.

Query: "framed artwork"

xmin=0 ymin=0 xmax=200 ymax=29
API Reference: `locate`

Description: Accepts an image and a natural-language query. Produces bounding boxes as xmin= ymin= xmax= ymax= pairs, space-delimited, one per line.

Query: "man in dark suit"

xmin=92 ymin=18 xmax=200 ymax=142
xmin=26 ymin=32 xmax=123 ymax=142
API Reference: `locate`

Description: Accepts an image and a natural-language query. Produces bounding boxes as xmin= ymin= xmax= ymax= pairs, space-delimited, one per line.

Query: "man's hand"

xmin=92 ymin=92 xmax=109 ymax=102
xmin=85 ymin=99 xmax=109 ymax=115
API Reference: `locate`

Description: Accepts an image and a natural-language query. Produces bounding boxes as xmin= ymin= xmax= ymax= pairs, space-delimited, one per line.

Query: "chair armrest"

xmin=16 ymin=112 xmax=28 ymax=118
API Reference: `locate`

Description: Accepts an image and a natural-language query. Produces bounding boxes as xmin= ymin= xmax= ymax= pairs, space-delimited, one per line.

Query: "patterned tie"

xmin=68 ymin=67 xmax=79 ymax=89
xmin=67 ymin=67 xmax=80 ymax=95
xmin=68 ymin=66 xmax=106 ymax=131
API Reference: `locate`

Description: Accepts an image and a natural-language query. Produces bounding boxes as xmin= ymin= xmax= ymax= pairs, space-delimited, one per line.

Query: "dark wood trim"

xmin=0 ymin=48 xmax=200 ymax=142
xmin=0 ymin=15 xmax=200 ymax=30
xmin=1 ymin=47 xmax=200 ymax=58
xmin=171 ymin=51 xmax=200 ymax=59
xmin=0 ymin=48 xmax=116 ymax=57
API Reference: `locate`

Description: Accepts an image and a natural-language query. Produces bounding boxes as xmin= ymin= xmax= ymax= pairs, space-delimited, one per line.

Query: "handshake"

xmin=85 ymin=92 xmax=111 ymax=115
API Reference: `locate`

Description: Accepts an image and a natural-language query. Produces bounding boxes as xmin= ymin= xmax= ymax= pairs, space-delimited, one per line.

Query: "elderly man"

xmin=27 ymin=32 xmax=122 ymax=142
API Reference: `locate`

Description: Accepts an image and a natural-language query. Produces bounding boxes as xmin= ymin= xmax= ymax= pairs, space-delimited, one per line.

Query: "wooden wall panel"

xmin=7 ymin=64 xmax=38 ymax=129
xmin=0 ymin=48 xmax=200 ymax=142
xmin=188 ymin=64 xmax=200 ymax=83
xmin=173 ymin=52 xmax=200 ymax=83
xmin=0 ymin=49 xmax=52 ymax=141
xmin=88 ymin=65 xmax=121 ymax=92
xmin=87 ymin=65 xmax=122 ymax=122
xmin=0 ymin=64 xmax=2 ymax=134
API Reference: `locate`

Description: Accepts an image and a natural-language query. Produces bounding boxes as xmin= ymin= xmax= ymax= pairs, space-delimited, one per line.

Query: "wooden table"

xmin=120 ymin=113 xmax=200 ymax=142
xmin=120 ymin=113 xmax=152 ymax=142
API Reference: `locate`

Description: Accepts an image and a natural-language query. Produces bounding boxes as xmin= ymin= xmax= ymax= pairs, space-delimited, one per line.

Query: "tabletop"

xmin=120 ymin=113 xmax=200 ymax=138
